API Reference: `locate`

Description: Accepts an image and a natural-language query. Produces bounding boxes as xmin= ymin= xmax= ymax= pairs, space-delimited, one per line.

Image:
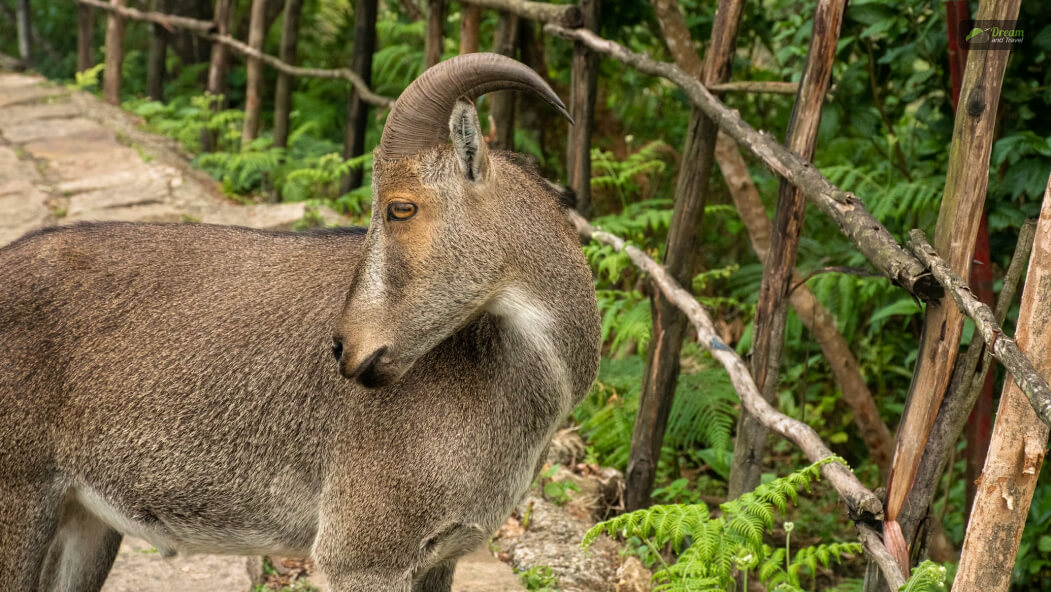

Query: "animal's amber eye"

xmin=386 ymin=202 xmax=417 ymax=221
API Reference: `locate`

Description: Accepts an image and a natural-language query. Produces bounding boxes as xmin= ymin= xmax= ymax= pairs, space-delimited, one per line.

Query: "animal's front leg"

xmin=412 ymin=560 xmax=455 ymax=592
xmin=320 ymin=569 xmax=413 ymax=592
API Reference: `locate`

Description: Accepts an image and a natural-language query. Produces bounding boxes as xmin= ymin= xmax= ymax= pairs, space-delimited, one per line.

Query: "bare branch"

xmin=461 ymin=0 xmax=581 ymax=27
xmin=568 ymin=209 xmax=902 ymax=586
xmin=545 ymin=24 xmax=941 ymax=301
xmin=72 ymin=0 xmax=395 ymax=108
xmin=907 ymin=229 xmax=1051 ymax=429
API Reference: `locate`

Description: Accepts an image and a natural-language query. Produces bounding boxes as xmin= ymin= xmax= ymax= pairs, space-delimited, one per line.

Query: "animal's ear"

xmin=449 ymin=99 xmax=489 ymax=182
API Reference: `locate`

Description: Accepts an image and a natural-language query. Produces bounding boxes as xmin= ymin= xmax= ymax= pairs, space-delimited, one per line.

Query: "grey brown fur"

xmin=0 ymin=55 xmax=599 ymax=591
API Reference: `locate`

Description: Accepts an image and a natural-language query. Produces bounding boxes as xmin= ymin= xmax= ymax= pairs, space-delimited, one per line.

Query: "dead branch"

xmin=569 ymin=209 xmax=901 ymax=586
xmin=708 ymin=80 xmax=798 ymax=94
xmin=72 ymin=0 xmax=395 ymax=108
xmin=460 ymin=0 xmax=581 ymax=27
xmin=545 ymin=24 xmax=941 ymax=301
xmin=907 ymin=230 xmax=1051 ymax=428
xmin=715 ymin=132 xmax=894 ymax=476
xmin=76 ymin=0 xmax=214 ymax=31
xmin=896 ymin=219 xmax=1036 ymax=565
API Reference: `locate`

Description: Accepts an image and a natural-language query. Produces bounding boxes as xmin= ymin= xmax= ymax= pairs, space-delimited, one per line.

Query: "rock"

xmin=501 ymin=493 xmax=621 ymax=592
xmin=615 ymin=556 xmax=653 ymax=592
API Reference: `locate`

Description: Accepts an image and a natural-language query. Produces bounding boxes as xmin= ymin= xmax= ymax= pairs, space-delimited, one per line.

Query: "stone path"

xmin=0 ymin=67 xmax=522 ymax=592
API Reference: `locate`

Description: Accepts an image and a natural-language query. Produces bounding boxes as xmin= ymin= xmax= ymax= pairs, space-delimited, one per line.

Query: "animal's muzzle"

xmin=334 ymin=338 xmax=393 ymax=388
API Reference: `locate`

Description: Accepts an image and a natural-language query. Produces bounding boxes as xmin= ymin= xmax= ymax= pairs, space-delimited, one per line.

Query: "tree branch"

xmin=544 ymin=24 xmax=941 ymax=301
xmin=72 ymin=0 xmax=395 ymax=108
xmin=907 ymin=229 xmax=1051 ymax=429
xmin=569 ymin=209 xmax=902 ymax=587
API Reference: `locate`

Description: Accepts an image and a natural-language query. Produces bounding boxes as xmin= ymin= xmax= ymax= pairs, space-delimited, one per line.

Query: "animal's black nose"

xmin=331 ymin=336 xmax=344 ymax=362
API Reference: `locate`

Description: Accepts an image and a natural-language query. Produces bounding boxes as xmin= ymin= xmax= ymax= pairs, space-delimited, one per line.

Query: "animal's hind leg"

xmin=37 ymin=496 xmax=122 ymax=592
xmin=0 ymin=482 xmax=61 ymax=591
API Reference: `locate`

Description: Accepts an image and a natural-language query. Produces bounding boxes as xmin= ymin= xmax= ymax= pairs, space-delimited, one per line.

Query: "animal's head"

xmin=332 ymin=53 xmax=577 ymax=388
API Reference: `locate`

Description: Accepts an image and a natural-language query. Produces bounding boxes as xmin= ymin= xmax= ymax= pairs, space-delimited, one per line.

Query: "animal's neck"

xmin=483 ymin=285 xmax=576 ymax=412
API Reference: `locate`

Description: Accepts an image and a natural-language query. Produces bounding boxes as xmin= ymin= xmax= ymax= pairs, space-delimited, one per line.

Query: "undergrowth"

xmin=583 ymin=456 xmax=861 ymax=591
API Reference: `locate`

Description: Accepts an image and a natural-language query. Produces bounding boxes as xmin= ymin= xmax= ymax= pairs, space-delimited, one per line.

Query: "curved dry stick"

xmin=72 ymin=0 xmax=395 ymax=108
xmin=567 ymin=210 xmax=903 ymax=588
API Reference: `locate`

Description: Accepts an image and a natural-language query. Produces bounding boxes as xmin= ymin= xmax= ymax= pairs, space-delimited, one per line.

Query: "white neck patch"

xmin=485 ymin=286 xmax=573 ymax=408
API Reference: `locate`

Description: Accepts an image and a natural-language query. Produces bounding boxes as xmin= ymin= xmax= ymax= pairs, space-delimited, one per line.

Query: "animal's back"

xmin=0 ymin=222 xmax=366 ymax=554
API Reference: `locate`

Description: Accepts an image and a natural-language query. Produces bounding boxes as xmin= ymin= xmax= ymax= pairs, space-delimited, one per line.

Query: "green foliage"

xmin=899 ymin=560 xmax=951 ymax=592
xmin=515 ymin=565 xmax=559 ymax=592
xmin=538 ymin=465 xmax=579 ymax=506
xmin=591 ymin=141 xmax=669 ymax=208
xmin=583 ymin=457 xmax=860 ymax=591
xmin=68 ymin=63 xmax=105 ymax=92
xmin=574 ymin=353 xmax=737 ymax=480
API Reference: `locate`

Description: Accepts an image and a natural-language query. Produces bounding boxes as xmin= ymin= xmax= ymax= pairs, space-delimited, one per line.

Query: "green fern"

xmin=583 ymin=457 xmax=858 ymax=592
xmin=900 ymin=560 xmax=951 ymax=592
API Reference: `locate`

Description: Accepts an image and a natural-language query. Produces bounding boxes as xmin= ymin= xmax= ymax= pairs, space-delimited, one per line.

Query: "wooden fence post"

xmin=424 ymin=0 xmax=445 ymax=67
xmin=624 ymin=0 xmax=744 ymax=511
xmin=565 ymin=0 xmax=599 ymax=216
xmin=202 ymin=0 xmax=234 ymax=151
xmin=460 ymin=4 xmax=480 ymax=54
xmin=339 ymin=0 xmax=378 ymax=193
xmin=880 ymin=0 xmax=1022 ymax=575
xmin=16 ymin=0 xmax=32 ymax=65
xmin=488 ymin=10 xmax=519 ymax=151
xmin=77 ymin=4 xmax=94 ymax=72
xmin=146 ymin=0 xmax=167 ymax=101
xmin=273 ymin=0 xmax=303 ymax=149
xmin=727 ymin=0 xmax=847 ymax=500
xmin=241 ymin=0 xmax=267 ymax=145
xmin=954 ymin=174 xmax=1051 ymax=591
xmin=102 ymin=0 xmax=126 ymax=105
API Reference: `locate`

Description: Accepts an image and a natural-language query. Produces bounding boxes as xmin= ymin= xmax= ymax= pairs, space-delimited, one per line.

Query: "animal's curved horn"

xmin=378 ymin=53 xmax=572 ymax=161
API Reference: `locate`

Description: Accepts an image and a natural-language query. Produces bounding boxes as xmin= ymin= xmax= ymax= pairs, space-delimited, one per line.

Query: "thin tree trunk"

xmin=202 ymin=0 xmax=234 ymax=152
xmin=273 ymin=0 xmax=303 ymax=149
xmin=241 ymin=0 xmax=268 ymax=146
xmin=340 ymin=0 xmax=378 ymax=193
xmin=77 ymin=5 xmax=95 ymax=72
xmin=651 ymin=0 xmax=700 ymax=77
xmin=424 ymin=0 xmax=445 ymax=67
xmin=488 ymin=10 xmax=519 ymax=151
xmin=565 ymin=0 xmax=599 ymax=215
xmin=954 ymin=174 xmax=1051 ymax=592
xmin=102 ymin=0 xmax=126 ymax=105
xmin=943 ymin=0 xmax=996 ymax=523
xmin=146 ymin=0 xmax=167 ymax=101
xmin=16 ymin=0 xmax=32 ymax=65
xmin=728 ymin=0 xmax=847 ymax=500
xmin=881 ymin=0 xmax=1022 ymax=574
xmin=624 ymin=0 xmax=744 ymax=511
xmin=715 ymin=133 xmax=894 ymax=476
xmin=459 ymin=4 xmax=480 ymax=54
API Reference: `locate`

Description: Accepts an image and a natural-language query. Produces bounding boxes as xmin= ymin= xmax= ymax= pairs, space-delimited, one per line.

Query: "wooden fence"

xmin=23 ymin=0 xmax=1045 ymax=588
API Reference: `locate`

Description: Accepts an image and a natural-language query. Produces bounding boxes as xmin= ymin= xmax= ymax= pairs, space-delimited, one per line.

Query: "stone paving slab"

xmin=1 ymin=116 xmax=105 ymax=144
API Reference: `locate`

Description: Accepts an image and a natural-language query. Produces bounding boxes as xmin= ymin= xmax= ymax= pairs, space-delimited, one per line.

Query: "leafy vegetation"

xmin=584 ymin=457 xmax=860 ymax=591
